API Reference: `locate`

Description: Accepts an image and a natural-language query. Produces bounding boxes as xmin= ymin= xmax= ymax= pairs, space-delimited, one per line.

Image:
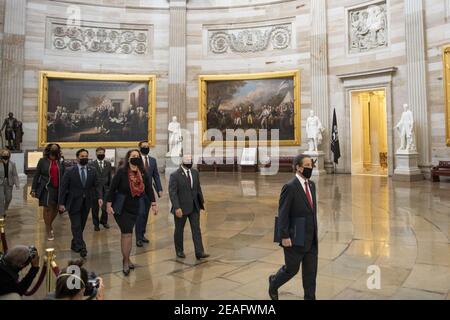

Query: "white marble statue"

xmin=306 ymin=110 xmax=325 ymax=152
xmin=167 ymin=116 xmax=182 ymax=158
xmin=395 ymin=104 xmax=416 ymax=153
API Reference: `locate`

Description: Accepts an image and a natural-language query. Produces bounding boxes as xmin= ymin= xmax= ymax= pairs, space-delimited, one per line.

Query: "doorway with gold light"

xmin=350 ymin=89 xmax=388 ymax=177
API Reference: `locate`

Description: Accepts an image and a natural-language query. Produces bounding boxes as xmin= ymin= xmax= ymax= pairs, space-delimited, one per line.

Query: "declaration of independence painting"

xmin=38 ymin=71 xmax=156 ymax=148
xmin=198 ymin=70 xmax=300 ymax=146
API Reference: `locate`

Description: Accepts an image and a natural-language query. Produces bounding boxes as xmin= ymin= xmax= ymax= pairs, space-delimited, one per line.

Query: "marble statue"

xmin=167 ymin=116 xmax=182 ymax=158
xmin=395 ymin=104 xmax=416 ymax=153
xmin=306 ymin=110 xmax=325 ymax=152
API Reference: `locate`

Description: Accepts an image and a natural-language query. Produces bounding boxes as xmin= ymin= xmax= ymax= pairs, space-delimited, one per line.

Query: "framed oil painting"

xmin=38 ymin=71 xmax=156 ymax=148
xmin=198 ymin=70 xmax=301 ymax=146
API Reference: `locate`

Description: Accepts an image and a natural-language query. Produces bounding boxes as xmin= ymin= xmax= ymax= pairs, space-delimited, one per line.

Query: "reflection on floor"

xmin=4 ymin=173 xmax=450 ymax=300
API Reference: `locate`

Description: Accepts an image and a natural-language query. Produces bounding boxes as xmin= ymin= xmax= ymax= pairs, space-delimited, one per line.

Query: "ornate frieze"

xmin=208 ymin=23 xmax=292 ymax=54
xmin=49 ymin=19 xmax=152 ymax=55
xmin=348 ymin=1 xmax=388 ymax=54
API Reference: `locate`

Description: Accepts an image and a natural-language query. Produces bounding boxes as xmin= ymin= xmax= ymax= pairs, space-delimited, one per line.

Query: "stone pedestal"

xmin=10 ymin=152 xmax=27 ymax=183
xmin=304 ymin=151 xmax=327 ymax=176
xmin=393 ymin=152 xmax=424 ymax=182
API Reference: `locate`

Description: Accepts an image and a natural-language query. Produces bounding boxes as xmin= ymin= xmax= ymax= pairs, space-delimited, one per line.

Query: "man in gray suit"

xmin=169 ymin=154 xmax=209 ymax=260
xmin=0 ymin=149 xmax=19 ymax=217
xmin=90 ymin=147 xmax=112 ymax=231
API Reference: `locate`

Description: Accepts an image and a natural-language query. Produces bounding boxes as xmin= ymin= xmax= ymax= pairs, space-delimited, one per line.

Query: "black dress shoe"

xmin=94 ymin=225 xmax=100 ymax=231
xmin=71 ymin=247 xmax=81 ymax=253
xmin=268 ymin=275 xmax=279 ymax=300
xmin=102 ymin=223 xmax=110 ymax=229
xmin=80 ymin=249 xmax=88 ymax=258
xmin=142 ymin=237 xmax=150 ymax=244
xmin=176 ymin=252 xmax=186 ymax=259
xmin=196 ymin=253 xmax=210 ymax=260
xmin=136 ymin=240 xmax=144 ymax=247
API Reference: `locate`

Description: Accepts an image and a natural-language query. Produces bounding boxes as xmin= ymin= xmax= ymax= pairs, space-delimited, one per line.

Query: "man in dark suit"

xmin=168 ymin=154 xmax=209 ymax=260
xmin=59 ymin=149 xmax=102 ymax=258
xmin=135 ymin=141 xmax=162 ymax=247
xmin=269 ymin=154 xmax=318 ymax=300
xmin=90 ymin=147 xmax=112 ymax=231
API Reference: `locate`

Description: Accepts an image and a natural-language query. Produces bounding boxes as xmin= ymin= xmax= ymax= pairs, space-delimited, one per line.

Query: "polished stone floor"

xmin=3 ymin=173 xmax=450 ymax=300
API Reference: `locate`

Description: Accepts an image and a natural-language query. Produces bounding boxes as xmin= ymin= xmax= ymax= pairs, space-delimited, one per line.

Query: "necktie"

xmin=304 ymin=181 xmax=314 ymax=210
xmin=81 ymin=167 xmax=87 ymax=187
xmin=187 ymin=170 xmax=192 ymax=189
xmin=144 ymin=156 xmax=149 ymax=171
xmin=99 ymin=161 xmax=103 ymax=171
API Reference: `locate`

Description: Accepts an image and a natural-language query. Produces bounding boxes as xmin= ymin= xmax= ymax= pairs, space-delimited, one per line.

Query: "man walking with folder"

xmin=269 ymin=154 xmax=318 ymax=300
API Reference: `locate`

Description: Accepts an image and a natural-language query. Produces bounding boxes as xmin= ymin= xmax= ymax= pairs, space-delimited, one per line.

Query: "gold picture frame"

xmin=444 ymin=45 xmax=450 ymax=147
xmin=198 ymin=70 xmax=301 ymax=147
xmin=38 ymin=71 xmax=157 ymax=148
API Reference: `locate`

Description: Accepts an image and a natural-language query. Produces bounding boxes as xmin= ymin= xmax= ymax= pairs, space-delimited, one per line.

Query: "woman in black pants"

xmin=106 ymin=149 xmax=156 ymax=275
xmin=31 ymin=144 xmax=65 ymax=241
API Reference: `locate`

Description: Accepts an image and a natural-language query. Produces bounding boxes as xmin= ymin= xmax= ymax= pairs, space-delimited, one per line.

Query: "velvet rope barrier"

xmin=0 ymin=218 xmax=7 ymax=253
xmin=24 ymin=262 xmax=48 ymax=296
xmin=51 ymin=260 xmax=60 ymax=276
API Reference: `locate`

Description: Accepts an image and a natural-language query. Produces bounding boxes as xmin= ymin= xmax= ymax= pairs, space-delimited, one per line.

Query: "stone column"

xmin=404 ymin=0 xmax=431 ymax=172
xmin=0 ymin=0 xmax=26 ymax=122
xmin=168 ymin=0 xmax=187 ymax=127
xmin=310 ymin=0 xmax=331 ymax=173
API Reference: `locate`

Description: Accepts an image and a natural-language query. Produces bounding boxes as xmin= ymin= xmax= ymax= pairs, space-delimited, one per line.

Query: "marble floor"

xmin=3 ymin=172 xmax=449 ymax=300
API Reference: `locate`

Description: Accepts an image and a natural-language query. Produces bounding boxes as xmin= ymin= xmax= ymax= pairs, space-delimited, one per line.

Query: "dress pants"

xmin=92 ymin=193 xmax=108 ymax=227
xmin=0 ymin=183 xmax=13 ymax=216
xmin=135 ymin=198 xmax=150 ymax=241
xmin=271 ymin=242 xmax=318 ymax=300
xmin=174 ymin=210 xmax=204 ymax=256
xmin=69 ymin=199 xmax=90 ymax=251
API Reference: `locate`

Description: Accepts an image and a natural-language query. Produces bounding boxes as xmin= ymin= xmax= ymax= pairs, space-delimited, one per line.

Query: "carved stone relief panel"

xmin=208 ymin=23 xmax=292 ymax=55
xmin=348 ymin=1 xmax=388 ymax=54
xmin=47 ymin=18 xmax=152 ymax=55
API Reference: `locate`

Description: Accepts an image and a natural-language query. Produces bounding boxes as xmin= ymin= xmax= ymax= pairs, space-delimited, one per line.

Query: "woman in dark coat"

xmin=106 ymin=149 xmax=156 ymax=275
xmin=31 ymin=144 xmax=65 ymax=241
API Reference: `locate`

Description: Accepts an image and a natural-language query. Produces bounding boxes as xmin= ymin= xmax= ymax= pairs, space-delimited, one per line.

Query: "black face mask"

xmin=182 ymin=163 xmax=193 ymax=170
xmin=49 ymin=150 xmax=59 ymax=158
xmin=301 ymin=167 xmax=313 ymax=180
xmin=79 ymin=158 xmax=89 ymax=166
xmin=130 ymin=157 xmax=142 ymax=166
xmin=1 ymin=156 xmax=9 ymax=161
xmin=97 ymin=154 xmax=105 ymax=161
xmin=140 ymin=147 xmax=150 ymax=155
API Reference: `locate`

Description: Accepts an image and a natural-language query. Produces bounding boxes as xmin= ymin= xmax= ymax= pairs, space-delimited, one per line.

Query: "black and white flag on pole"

xmin=331 ymin=108 xmax=341 ymax=164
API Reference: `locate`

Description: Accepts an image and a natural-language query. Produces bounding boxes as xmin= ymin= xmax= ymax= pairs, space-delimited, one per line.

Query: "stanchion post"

xmin=45 ymin=248 xmax=56 ymax=293
xmin=0 ymin=218 xmax=5 ymax=253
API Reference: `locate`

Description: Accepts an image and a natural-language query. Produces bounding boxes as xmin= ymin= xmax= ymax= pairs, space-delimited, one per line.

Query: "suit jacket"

xmin=0 ymin=161 xmax=19 ymax=187
xmin=89 ymin=160 xmax=112 ymax=196
xmin=142 ymin=155 xmax=163 ymax=194
xmin=31 ymin=158 xmax=65 ymax=203
xmin=169 ymin=167 xmax=204 ymax=215
xmin=278 ymin=176 xmax=318 ymax=251
xmin=58 ymin=165 xmax=101 ymax=214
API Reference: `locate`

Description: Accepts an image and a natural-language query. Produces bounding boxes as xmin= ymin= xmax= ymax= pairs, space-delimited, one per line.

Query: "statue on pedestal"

xmin=306 ymin=110 xmax=325 ymax=152
xmin=167 ymin=116 xmax=182 ymax=158
xmin=395 ymin=104 xmax=416 ymax=153
xmin=1 ymin=113 xmax=21 ymax=151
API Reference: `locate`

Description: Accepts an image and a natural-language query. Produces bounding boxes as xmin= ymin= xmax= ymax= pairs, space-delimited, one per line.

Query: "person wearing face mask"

xmin=0 ymin=245 xmax=40 ymax=298
xmin=106 ymin=149 xmax=156 ymax=275
xmin=31 ymin=144 xmax=65 ymax=241
xmin=168 ymin=154 xmax=209 ymax=260
xmin=59 ymin=149 xmax=103 ymax=258
xmin=135 ymin=141 xmax=162 ymax=247
xmin=0 ymin=149 xmax=19 ymax=217
xmin=89 ymin=147 xmax=112 ymax=231
xmin=269 ymin=154 xmax=318 ymax=301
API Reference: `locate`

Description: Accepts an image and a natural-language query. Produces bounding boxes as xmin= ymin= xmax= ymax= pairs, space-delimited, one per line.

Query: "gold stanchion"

xmin=0 ymin=217 xmax=5 ymax=253
xmin=45 ymin=248 xmax=56 ymax=293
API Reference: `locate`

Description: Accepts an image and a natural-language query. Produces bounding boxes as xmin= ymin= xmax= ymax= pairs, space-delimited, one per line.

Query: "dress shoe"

xmin=196 ymin=253 xmax=210 ymax=260
xmin=129 ymin=262 xmax=136 ymax=270
xmin=142 ymin=237 xmax=150 ymax=244
xmin=94 ymin=225 xmax=100 ymax=232
xmin=102 ymin=223 xmax=110 ymax=229
xmin=71 ymin=247 xmax=81 ymax=253
xmin=80 ymin=249 xmax=88 ymax=258
xmin=176 ymin=252 xmax=186 ymax=259
xmin=268 ymin=275 xmax=279 ymax=300
xmin=122 ymin=260 xmax=130 ymax=276
xmin=136 ymin=240 xmax=144 ymax=247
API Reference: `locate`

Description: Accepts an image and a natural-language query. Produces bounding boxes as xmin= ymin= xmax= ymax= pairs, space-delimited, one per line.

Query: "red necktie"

xmin=144 ymin=156 xmax=149 ymax=171
xmin=305 ymin=181 xmax=314 ymax=210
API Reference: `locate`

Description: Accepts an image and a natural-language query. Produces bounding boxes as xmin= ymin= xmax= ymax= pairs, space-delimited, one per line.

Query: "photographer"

xmin=51 ymin=259 xmax=104 ymax=300
xmin=0 ymin=245 xmax=40 ymax=298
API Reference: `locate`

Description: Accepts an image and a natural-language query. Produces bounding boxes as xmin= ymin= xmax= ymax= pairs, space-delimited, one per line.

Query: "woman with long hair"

xmin=31 ymin=144 xmax=65 ymax=241
xmin=106 ymin=149 xmax=156 ymax=275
